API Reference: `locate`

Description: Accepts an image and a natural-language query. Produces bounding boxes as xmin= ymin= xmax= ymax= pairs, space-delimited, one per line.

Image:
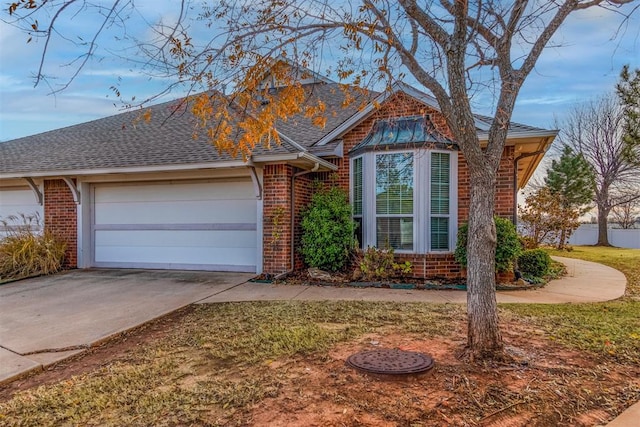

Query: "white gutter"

xmin=252 ymin=152 xmax=337 ymax=171
xmin=477 ymin=129 xmax=559 ymax=141
xmin=1 ymin=161 xmax=248 ymax=180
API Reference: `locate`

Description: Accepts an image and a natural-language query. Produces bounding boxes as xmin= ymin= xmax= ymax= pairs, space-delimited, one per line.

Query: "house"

xmin=0 ymin=68 xmax=556 ymax=279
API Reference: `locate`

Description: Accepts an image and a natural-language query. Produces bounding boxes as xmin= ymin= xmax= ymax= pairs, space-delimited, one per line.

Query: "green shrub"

xmin=300 ymin=186 xmax=355 ymax=272
xmin=454 ymin=216 xmax=522 ymax=273
xmin=358 ymin=246 xmax=412 ymax=281
xmin=518 ymin=249 xmax=552 ymax=278
xmin=0 ymin=214 xmax=67 ymax=281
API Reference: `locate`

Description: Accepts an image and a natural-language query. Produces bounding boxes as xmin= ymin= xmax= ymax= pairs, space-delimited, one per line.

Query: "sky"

xmin=0 ymin=2 xmax=638 ymax=143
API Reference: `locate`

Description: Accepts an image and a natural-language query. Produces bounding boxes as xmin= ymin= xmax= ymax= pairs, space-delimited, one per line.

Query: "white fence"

xmin=569 ymin=224 xmax=640 ymax=249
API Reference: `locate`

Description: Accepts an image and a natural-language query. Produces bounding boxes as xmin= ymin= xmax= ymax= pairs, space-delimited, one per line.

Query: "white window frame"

xmin=351 ymin=148 xmax=457 ymax=254
xmin=350 ymin=156 xmax=364 ymax=248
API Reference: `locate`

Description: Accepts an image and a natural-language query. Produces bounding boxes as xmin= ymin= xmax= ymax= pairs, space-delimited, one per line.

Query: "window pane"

xmin=376 ymin=153 xmax=413 ymax=215
xmin=377 ymin=217 xmax=413 ymax=250
xmin=352 ymin=157 xmax=363 ymax=215
xmin=431 ymin=217 xmax=449 ymax=251
xmin=431 ymin=152 xmax=450 ymax=215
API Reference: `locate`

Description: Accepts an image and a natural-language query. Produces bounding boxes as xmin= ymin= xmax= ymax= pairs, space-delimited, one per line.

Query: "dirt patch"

xmin=249 ymin=330 xmax=639 ymax=426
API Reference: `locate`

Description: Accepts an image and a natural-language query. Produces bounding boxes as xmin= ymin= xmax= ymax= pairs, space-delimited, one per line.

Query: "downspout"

xmin=283 ymin=162 xmax=320 ymax=277
xmin=513 ymin=150 xmax=545 ymax=226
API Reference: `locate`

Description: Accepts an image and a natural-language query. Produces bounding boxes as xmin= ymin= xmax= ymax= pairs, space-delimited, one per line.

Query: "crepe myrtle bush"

xmin=455 ymin=217 xmax=522 ymax=273
xmin=300 ymin=185 xmax=355 ymax=272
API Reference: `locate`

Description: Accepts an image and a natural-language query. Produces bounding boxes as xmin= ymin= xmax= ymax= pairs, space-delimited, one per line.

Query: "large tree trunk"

xmin=595 ymin=185 xmax=612 ymax=246
xmin=465 ymin=168 xmax=503 ymax=360
xmin=596 ymin=207 xmax=611 ymax=246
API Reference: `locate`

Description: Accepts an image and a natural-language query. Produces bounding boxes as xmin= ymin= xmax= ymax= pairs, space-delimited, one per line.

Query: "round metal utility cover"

xmin=346 ymin=349 xmax=434 ymax=375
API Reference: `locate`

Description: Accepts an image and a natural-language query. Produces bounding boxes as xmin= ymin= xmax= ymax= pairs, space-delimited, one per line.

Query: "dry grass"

xmin=0 ymin=213 xmax=66 ymax=282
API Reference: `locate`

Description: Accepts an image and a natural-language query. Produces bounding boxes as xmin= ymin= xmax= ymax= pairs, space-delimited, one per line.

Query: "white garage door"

xmin=0 ymin=187 xmax=43 ymax=239
xmin=92 ymin=179 xmax=258 ymax=272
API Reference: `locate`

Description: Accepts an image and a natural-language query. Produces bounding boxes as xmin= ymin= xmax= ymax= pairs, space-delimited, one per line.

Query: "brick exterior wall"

xmin=458 ymin=145 xmax=515 ymax=223
xmin=261 ymin=91 xmax=517 ymax=281
xmin=292 ymin=173 xmax=314 ymax=270
xmin=262 ymin=164 xmax=293 ymax=275
xmin=262 ymin=164 xmax=319 ymax=275
xmin=44 ymin=179 xmax=77 ymax=268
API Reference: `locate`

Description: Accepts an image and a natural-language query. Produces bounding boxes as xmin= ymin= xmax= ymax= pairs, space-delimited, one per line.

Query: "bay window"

xmin=351 ymin=148 xmax=456 ymax=253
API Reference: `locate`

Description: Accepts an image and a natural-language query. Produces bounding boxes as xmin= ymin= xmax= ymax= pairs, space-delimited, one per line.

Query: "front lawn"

xmin=0 ymin=246 xmax=638 ymax=426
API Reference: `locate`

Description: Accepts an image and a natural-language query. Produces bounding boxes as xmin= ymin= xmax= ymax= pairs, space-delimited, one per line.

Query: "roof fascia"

xmin=252 ymin=151 xmax=338 ymax=171
xmin=517 ymin=135 xmax=556 ymax=189
xmin=478 ymin=129 xmax=559 ymax=141
xmin=1 ymin=161 xmax=249 ymax=180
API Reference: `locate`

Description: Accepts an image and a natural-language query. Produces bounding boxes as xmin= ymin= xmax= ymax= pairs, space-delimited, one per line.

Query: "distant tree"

xmin=557 ymin=91 xmax=640 ymax=246
xmin=610 ymin=200 xmax=640 ymax=229
xmin=544 ymin=146 xmax=594 ymax=248
xmin=519 ymin=186 xmax=581 ymax=249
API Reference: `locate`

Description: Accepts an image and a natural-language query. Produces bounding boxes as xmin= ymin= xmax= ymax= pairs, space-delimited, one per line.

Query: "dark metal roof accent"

xmin=350 ymin=116 xmax=455 ymax=154
xmin=346 ymin=348 xmax=435 ymax=375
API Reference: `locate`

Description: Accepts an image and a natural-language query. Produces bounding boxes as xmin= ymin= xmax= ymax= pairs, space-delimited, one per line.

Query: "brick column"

xmin=44 ymin=179 xmax=77 ymax=268
xmin=262 ymin=164 xmax=293 ymax=275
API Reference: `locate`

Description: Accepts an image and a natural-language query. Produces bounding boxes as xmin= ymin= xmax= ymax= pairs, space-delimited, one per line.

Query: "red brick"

xmin=44 ymin=179 xmax=77 ymax=268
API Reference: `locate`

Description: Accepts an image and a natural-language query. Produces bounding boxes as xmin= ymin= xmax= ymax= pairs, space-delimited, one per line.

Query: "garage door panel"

xmin=92 ymin=180 xmax=258 ymax=272
xmin=95 ymin=230 xmax=257 ymax=248
xmin=0 ymin=188 xmax=43 ymax=238
xmin=95 ymin=245 xmax=256 ymax=266
xmin=94 ymin=199 xmax=257 ymax=225
xmin=0 ymin=189 xmax=42 ymax=220
xmin=94 ymin=181 xmax=254 ymax=203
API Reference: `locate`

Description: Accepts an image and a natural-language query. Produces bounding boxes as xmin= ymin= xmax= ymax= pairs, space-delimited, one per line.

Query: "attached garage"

xmin=0 ymin=186 xmax=43 ymax=238
xmin=91 ymin=179 xmax=258 ymax=272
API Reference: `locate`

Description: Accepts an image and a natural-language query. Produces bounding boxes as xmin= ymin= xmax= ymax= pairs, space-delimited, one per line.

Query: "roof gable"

xmin=314 ymin=81 xmax=555 ymax=146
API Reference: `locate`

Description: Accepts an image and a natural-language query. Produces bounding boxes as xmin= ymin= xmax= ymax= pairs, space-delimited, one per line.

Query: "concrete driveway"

xmin=0 ymin=269 xmax=254 ymax=383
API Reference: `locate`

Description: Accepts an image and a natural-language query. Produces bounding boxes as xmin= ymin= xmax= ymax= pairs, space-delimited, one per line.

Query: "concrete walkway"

xmin=198 ymin=256 xmax=626 ymax=304
xmin=0 ymin=257 xmax=632 ymax=425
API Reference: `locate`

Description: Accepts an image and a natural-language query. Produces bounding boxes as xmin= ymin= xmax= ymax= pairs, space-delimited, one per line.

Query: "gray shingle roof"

xmin=0 ymin=79 xmax=553 ymax=177
xmin=273 ymin=83 xmax=374 ymax=146
xmin=0 ymin=95 xmax=300 ymax=176
xmin=0 ymin=82 xmax=370 ymax=176
xmin=473 ymin=114 xmax=555 ymax=135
